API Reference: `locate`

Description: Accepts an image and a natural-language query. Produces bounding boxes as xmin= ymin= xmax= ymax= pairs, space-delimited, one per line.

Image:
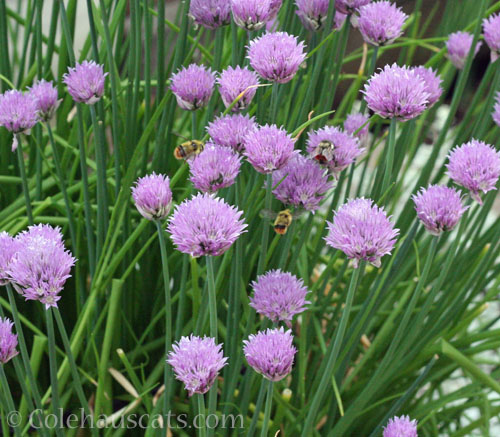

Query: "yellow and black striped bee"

xmin=174 ymin=139 xmax=204 ymax=161
xmin=262 ymin=209 xmax=304 ymax=235
xmin=312 ymin=140 xmax=335 ymax=164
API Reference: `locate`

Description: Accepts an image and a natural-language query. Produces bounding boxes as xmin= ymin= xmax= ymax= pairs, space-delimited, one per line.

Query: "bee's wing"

xmin=291 ymin=210 xmax=306 ymax=219
xmin=260 ymin=209 xmax=278 ymax=219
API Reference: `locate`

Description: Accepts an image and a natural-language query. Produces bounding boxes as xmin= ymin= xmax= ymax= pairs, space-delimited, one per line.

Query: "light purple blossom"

xmin=208 ymin=113 xmax=258 ymax=153
xmin=344 ymin=112 xmax=370 ymax=144
xmin=132 ymin=173 xmax=173 ymax=221
xmin=335 ymin=12 xmax=348 ymax=30
xmin=167 ymin=335 xmax=227 ymax=396
xmin=189 ymin=143 xmax=242 ymax=193
xmin=325 ymin=198 xmax=399 ymax=268
xmin=167 ymin=193 xmax=247 ymax=257
xmin=0 ymin=232 xmax=20 ymax=286
xmin=446 ymin=31 xmax=481 ymax=70
xmin=28 ymin=79 xmax=60 ymax=121
xmin=63 ymin=60 xmax=107 ymax=104
xmin=306 ymin=126 xmax=364 ymax=177
xmin=358 ymin=1 xmax=407 ymax=46
xmin=412 ymin=66 xmax=443 ymax=108
xmin=493 ymin=92 xmax=500 ymax=127
xmin=217 ymin=66 xmax=259 ymax=112
xmin=189 ymin=0 xmax=231 ymax=29
xmin=243 ymin=124 xmax=295 ymax=173
xmin=446 ymin=139 xmax=500 ymax=204
xmin=413 ymin=185 xmax=467 ymax=235
xmin=272 ymin=153 xmax=332 ymax=211
xmin=363 ymin=63 xmax=429 ymax=121
xmin=170 ymin=64 xmax=216 ymax=111
xmin=0 ymin=90 xmax=39 ymax=151
xmin=7 ymin=224 xmax=76 ymax=309
xmin=0 ymin=317 xmax=18 ymax=364
xmin=383 ymin=415 xmax=418 ymax=437
xmin=250 ymin=269 xmax=310 ymax=325
xmin=335 ymin=0 xmax=371 ymax=15
xmin=483 ymin=13 xmax=500 ymax=61
xmin=243 ymin=327 xmax=297 ymax=381
xmin=248 ymin=32 xmax=307 ymax=84
xmin=295 ymin=0 xmax=329 ymax=31
xmin=231 ymin=0 xmax=282 ymax=31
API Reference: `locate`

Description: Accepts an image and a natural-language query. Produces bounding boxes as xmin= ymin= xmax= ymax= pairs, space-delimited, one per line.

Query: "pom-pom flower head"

xmin=272 ymin=153 xmax=332 ymax=211
xmin=189 ymin=0 xmax=231 ymax=29
xmin=306 ymin=126 xmax=363 ymax=177
xmin=167 ymin=335 xmax=227 ymax=396
xmin=0 ymin=317 xmax=18 ymax=364
xmin=7 ymin=224 xmax=76 ymax=309
xmin=0 ymin=90 xmax=39 ymax=151
xmin=412 ymin=66 xmax=443 ymax=108
xmin=413 ymin=185 xmax=468 ymax=235
xmin=383 ymin=415 xmax=418 ymax=437
xmin=63 ymin=60 xmax=107 ymax=104
xmin=358 ymin=1 xmax=408 ymax=46
xmin=493 ymin=92 xmax=500 ymax=127
xmin=170 ymin=64 xmax=216 ymax=111
xmin=217 ymin=66 xmax=259 ymax=112
xmin=132 ymin=173 xmax=173 ymax=221
xmin=208 ymin=113 xmax=257 ymax=153
xmin=231 ymin=0 xmax=282 ymax=31
xmin=167 ymin=193 xmax=247 ymax=257
xmin=344 ymin=112 xmax=369 ymax=139
xmin=325 ymin=198 xmax=399 ymax=268
xmin=189 ymin=143 xmax=242 ymax=193
xmin=0 ymin=232 xmax=20 ymax=286
xmin=28 ymin=79 xmax=60 ymax=121
xmin=243 ymin=327 xmax=297 ymax=381
xmin=295 ymin=0 xmax=329 ymax=31
xmin=363 ymin=64 xmax=429 ymax=121
xmin=446 ymin=139 xmax=500 ymax=204
xmin=248 ymin=32 xmax=307 ymax=84
xmin=446 ymin=31 xmax=481 ymax=70
xmin=250 ymin=269 xmax=310 ymax=325
xmin=335 ymin=0 xmax=371 ymax=15
xmin=244 ymin=124 xmax=295 ymax=173
xmin=483 ymin=13 xmax=500 ymax=61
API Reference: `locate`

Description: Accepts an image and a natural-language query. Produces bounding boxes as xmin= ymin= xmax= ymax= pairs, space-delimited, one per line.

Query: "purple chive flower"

xmin=248 ymin=32 xmax=307 ymax=84
xmin=231 ymin=0 xmax=282 ymax=31
xmin=0 ymin=318 xmax=18 ymax=364
xmin=344 ymin=112 xmax=370 ymax=144
xmin=413 ymin=185 xmax=467 ymax=236
xmin=493 ymin=92 xmax=500 ymax=127
xmin=243 ymin=124 xmax=295 ymax=173
xmin=483 ymin=13 xmax=500 ymax=62
xmin=306 ymin=126 xmax=363 ymax=178
xmin=0 ymin=232 xmax=20 ymax=286
xmin=132 ymin=173 xmax=173 ymax=221
xmin=363 ymin=64 xmax=429 ymax=121
xmin=7 ymin=224 xmax=76 ymax=309
xmin=412 ymin=66 xmax=443 ymax=108
xmin=250 ymin=269 xmax=310 ymax=325
xmin=446 ymin=140 xmax=500 ymax=204
xmin=334 ymin=12 xmax=348 ymax=30
xmin=0 ymin=90 xmax=39 ymax=151
xmin=272 ymin=153 xmax=332 ymax=211
xmin=167 ymin=193 xmax=246 ymax=257
xmin=167 ymin=335 xmax=227 ymax=396
xmin=28 ymin=79 xmax=60 ymax=121
xmin=295 ymin=0 xmax=329 ymax=31
xmin=358 ymin=1 xmax=408 ymax=46
xmin=189 ymin=143 xmax=242 ymax=193
xmin=170 ymin=64 xmax=216 ymax=111
xmin=208 ymin=113 xmax=258 ymax=153
xmin=243 ymin=327 xmax=297 ymax=381
xmin=446 ymin=31 xmax=481 ymax=70
xmin=325 ymin=198 xmax=399 ymax=268
xmin=217 ymin=66 xmax=260 ymax=112
xmin=335 ymin=0 xmax=371 ymax=15
xmin=189 ymin=0 xmax=232 ymax=29
xmin=383 ymin=415 xmax=418 ymax=437
xmin=63 ymin=60 xmax=107 ymax=104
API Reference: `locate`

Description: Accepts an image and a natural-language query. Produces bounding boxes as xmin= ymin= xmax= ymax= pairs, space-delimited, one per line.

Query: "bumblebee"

xmin=312 ymin=140 xmax=335 ymax=164
xmin=174 ymin=140 xmax=204 ymax=161
xmin=262 ymin=209 xmax=304 ymax=235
